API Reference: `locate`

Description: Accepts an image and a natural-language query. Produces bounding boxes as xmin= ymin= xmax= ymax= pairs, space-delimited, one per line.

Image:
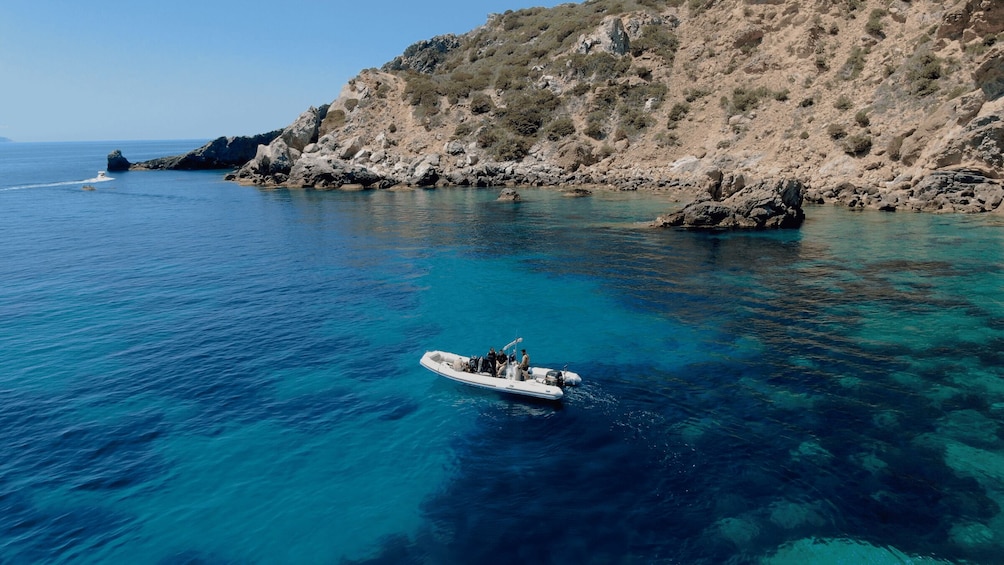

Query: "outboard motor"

xmin=545 ymin=370 xmax=563 ymax=386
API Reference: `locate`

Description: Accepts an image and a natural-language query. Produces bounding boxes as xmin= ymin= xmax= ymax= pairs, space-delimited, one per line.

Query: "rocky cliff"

xmin=227 ymin=0 xmax=1002 ymax=215
xmin=109 ymin=131 xmax=282 ymax=171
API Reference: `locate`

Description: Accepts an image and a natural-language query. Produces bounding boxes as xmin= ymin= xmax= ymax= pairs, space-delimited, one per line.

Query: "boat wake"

xmin=1 ymin=172 xmax=114 ymax=192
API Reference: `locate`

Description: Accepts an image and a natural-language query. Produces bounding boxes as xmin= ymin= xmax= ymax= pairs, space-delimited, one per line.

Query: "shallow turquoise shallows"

xmin=2 ymin=140 xmax=1004 ymax=564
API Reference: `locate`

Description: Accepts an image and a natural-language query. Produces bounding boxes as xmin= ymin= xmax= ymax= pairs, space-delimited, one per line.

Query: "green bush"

xmin=629 ymin=25 xmax=680 ymax=64
xmin=324 ymin=109 xmax=346 ymax=130
xmin=730 ymin=86 xmax=774 ymax=113
xmin=491 ymin=134 xmax=532 ymax=161
xmin=843 ymin=133 xmax=872 ymax=156
xmin=476 ymin=125 xmax=502 ymax=148
xmin=403 ymin=74 xmax=441 ymax=116
xmin=655 ymin=131 xmax=680 ymax=147
xmin=618 ymin=108 xmax=652 ymax=135
xmin=570 ymin=83 xmax=592 ymax=97
xmin=453 ymin=122 xmax=477 ymax=139
xmin=854 ymin=110 xmax=870 ymax=127
xmin=827 ymin=123 xmax=847 ymax=139
xmin=866 ymin=9 xmax=887 ymax=37
xmin=469 ymin=93 xmax=495 ymax=115
xmin=841 ymin=46 xmax=867 ymax=80
xmin=544 ymin=116 xmax=576 ymax=141
xmin=620 ymin=81 xmax=667 ymax=110
xmin=585 ymin=112 xmax=607 ymax=140
xmin=906 ymin=53 xmax=943 ymax=96
xmin=499 ymin=90 xmax=560 ymax=136
xmin=565 ymin=52 xmax=631 ymax=81
xmin=684 ymin=87 xmax=710 ymax=102
xmin=494 ymin=66 xmax=527 ymax=91
xmin=667 ymin=101 xmax=690 ymax=128
xmin=834 ymin=95 xmax=853 ymax=111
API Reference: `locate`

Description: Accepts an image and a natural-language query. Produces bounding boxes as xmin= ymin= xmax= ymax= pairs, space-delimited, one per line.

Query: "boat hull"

xmin=421 ymin=350 xmax=566 ymax=401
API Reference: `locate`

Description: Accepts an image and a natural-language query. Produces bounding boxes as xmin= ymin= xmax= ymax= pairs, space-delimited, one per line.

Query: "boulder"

xmin=497 ymin=188 xmax=521 ymax=201
xmin=910 ymin=169 xmax=1003 ymax=213
xmin=281 ymin=106 xmax=328 ymax=152
xmin=934 ymin=113 xmax=1004 ymax=169
xmin=286 ymin=153 xmax=386 ymax=189
xmin=409 ymin=154 xmax=441 ymax=187
xmin=577 ymin=16 xmax=630 ymax=56
xmin=654 ymin=178 xmax=805 ymax=229
xmin=974 ymin=46 xmax=1004 ymax=100
xmin=231 ymin=138 xmax=298 ymax=184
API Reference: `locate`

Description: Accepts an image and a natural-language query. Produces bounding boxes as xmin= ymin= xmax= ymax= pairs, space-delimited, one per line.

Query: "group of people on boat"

xmin=466 ymin=347 xmax=531 ymax=380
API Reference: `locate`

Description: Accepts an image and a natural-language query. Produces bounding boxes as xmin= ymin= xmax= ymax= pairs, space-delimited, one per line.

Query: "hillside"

xmin=231 ymin=0 xmax=1004 ymax=213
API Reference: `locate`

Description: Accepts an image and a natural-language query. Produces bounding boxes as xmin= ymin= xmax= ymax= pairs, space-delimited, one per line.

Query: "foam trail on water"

xmin=1 ymin=172 xmax=114 ymax=191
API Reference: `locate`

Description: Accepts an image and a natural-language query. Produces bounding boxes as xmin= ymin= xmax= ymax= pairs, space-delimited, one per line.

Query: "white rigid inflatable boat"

xmin=420 ymin=338 xmax=581 ymax=401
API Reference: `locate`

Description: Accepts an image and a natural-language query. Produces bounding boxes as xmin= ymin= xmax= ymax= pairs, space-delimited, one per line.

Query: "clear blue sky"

xmin=0 ymin=0 xmax=572 ymax=142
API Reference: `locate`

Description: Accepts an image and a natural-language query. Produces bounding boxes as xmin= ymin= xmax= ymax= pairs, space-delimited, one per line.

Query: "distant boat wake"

xmin=1 ymin=172 xmax=114 ymax=192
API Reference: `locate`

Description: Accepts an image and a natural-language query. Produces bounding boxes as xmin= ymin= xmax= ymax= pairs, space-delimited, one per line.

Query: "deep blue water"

xmin=2 ymin=141 xmax=1004 ymax=564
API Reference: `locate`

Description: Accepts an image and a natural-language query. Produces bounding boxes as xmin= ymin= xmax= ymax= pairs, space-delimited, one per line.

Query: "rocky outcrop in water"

xmin=110 ymin=131 xmax=282 ymax=171
xmin=654 ymin=177 xmax=805 ymax=229
xmin=497 ymin=188 xmax=521 ymax=201
xmin=106 ymin=150 xmax=131 ymax=172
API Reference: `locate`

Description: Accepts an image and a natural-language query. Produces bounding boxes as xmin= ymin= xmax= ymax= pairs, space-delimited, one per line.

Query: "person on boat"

xmin=520 ymin=349 xmax=530 ymax=380
xmin=486 ymin=348 xmax=498 ymax=377
xmin=496 ymin=350 xmax=508 ymax=377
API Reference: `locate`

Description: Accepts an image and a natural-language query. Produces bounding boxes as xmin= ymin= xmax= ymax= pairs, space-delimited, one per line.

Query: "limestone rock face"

xmin=911 ymin=169 xmax=1004 ymax=213
xmin=939 ymin=0 xmax=1004 ymax=39
xmin=232 ymin=138 xmax=298 ymax=184
xmin=286 ymin=153 xmax=385 ymax=189
xmin=935 ymin=113 xmax=1004 ymax=169
xmin=281 ymin=106 xmax=327 ymax=152
xmin=654 ymin=178 xmax=805 ymax=229
xmin=974 ymin=47 xmax=1004 ymax=100
xmin=383 ymin=35 xmax=461 ymax=74
xmin=577 ymin=16 xmax=630 ymax=55
xmin=409 ymin=154 xmax=441 ymax=187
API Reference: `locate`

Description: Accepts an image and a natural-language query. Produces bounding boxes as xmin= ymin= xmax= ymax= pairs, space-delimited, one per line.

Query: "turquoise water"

xmin=2 ymin=141 xmax=1004 ymax=564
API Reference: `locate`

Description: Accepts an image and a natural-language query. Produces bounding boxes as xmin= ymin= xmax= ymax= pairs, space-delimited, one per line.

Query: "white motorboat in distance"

xmin=421 ymin=338 xmax=581 ymax=401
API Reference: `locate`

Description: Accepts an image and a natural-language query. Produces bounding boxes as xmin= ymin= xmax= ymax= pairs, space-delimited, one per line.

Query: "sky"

xmin=0 ymin=0 xmax=573 ymax=142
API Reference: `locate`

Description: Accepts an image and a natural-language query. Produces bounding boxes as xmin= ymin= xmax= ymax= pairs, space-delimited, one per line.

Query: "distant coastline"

xmin=0 ymin=137 xmax=12 ymax=143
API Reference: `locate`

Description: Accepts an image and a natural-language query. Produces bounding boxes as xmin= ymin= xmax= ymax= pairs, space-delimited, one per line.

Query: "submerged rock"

xmin=497 ymin=188 xmax=521 ymax=201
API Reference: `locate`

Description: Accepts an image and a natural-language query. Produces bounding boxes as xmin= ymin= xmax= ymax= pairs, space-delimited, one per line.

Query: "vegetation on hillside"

xmin=346 ymin=0 xmax=986 ymax=165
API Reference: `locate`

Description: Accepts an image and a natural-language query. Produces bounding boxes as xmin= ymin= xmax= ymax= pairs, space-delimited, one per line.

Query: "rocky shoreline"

xmin=106 ymin=0 xmax=1004 ymax=228
xmin=108 ymin=114 xmax=1002 ymax=230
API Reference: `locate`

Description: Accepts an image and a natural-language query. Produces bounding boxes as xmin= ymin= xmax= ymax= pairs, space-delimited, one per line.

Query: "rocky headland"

xmin=108 ymin=131 xmax=281 ymax=171
xmin=113 ymin=0 xmax=1004 ymax=227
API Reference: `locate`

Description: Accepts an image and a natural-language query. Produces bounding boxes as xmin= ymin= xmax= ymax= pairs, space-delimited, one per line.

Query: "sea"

xmin=2 ymin=140 xmax=1004 ymax=564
